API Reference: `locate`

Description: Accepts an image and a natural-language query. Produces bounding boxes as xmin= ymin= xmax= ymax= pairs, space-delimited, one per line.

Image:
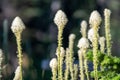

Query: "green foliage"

xmin=86 ymin=50 xmax=120 ymax=80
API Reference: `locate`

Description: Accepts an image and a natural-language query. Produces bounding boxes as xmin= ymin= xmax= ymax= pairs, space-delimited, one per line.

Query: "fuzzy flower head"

xmin=88 ymin=28 xmax=99 ymax=42
xmin=89 ymin=10 xmax=102 ymax=27
xmin=77 ymin=37 xmax=89 ymax=49
xmin=54 ymin=10 xmax=68 ymax=29
xmin=13 ymin=66 xmax=20 ymax=80
xmin=69 ymin=34 xmax=76 ymax=41
xmin=80 ymin=20 xmax=87 ymax=37
xmin=11 ymin=16 xmax=25 ymax=33
xmin=49 ymin=58 xmax=57 ymax=69
xmin=104 ymin=8 xmax=111 ymax=17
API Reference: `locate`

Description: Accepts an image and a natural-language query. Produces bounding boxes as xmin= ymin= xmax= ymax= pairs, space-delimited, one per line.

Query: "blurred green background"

xmin=0 ymin=0 xmax=120 ymax=80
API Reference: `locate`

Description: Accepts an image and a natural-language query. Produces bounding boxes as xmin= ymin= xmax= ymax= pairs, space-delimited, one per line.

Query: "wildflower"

xmin=54 ymin=10 xmax=68 ymax=29
xmin=11 ymin=17 xmax=25 ymax=33
xmin=49 ymin=58 xmax=57 ymax=69
xmin=11 ymin=16 xmax=25 ymax=80
xmin=77 ymin=37 xmax=89 ymax=49
xmin=68 ymin=33 xmax=76 ymax=80
xmin=89 ymin=11 xmax=102 ymax=27
xmin=104 ymin=8 xmax=112 ymax=56
xmin=54 ymin=10 xmax=68 ymax=80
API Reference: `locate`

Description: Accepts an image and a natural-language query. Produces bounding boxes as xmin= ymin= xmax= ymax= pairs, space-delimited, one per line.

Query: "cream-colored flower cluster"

xmin=11 ymin=17 xmax=25 ymax=33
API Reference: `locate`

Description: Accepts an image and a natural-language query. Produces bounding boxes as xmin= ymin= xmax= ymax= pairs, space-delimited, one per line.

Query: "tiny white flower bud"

xmin=13 ymin=66 xmax=20 ymax=80
xmin=49 ymin=58 xmax=57 ymax=69
xmin=54 ymin=10 xmax=68 ymax=29
xmin=69 ymin=34 xmax=76 ymax=40
xmin=11 ymin=16 xmax=25 ymax=33
xmin=77 ymin=37 xmax=89 ymax=49
xmin=89 ymin=10 xmax=102 ymax=27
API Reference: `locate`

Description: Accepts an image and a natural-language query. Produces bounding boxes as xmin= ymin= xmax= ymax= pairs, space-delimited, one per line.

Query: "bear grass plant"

xmin=0 ymin=8 xmax=120 ymax=80
xmin=50 ymin=8 xmax=120 ymax=80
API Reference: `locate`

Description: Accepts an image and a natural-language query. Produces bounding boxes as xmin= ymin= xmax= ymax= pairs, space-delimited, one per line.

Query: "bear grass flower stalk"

xmin=89 ymin=10 xmax=102 ymax=80
xmin=104 ymin=9 xmax=112 ymax=56
xmin=54 ymin=10 xmax=68 ymax=80
xmin=68 ymin=34 xmax=76 ymax=80
xmin=78 ymin=20 xmax=90 ymax=80
xmin=11 ymin=17 xmax=25 ymax=80
xmin=78 ymin=50 xmax=84 ymax=80
xmin=77 ymin=38 xmax=89 ymax=80
xmin=56 ymin=47 xmax=65 ymax=80
xmin=49 ymin=58 xmax=57 ymax=80
xmin=64 ymin=48 xmax=70 ymax=80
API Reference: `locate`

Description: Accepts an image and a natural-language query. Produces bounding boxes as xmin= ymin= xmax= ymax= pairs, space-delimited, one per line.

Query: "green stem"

xmin=52 ymin=68 xmax=57 ymax=80
xmin=78 ymin=50 xmax=84 ymax=80
xmin=57 ymin=27 xmax=63 ymax=80
xmin=83 ymin=49 xmax=89 ymax=80
xmin=74 ymin=64 xmax=78 ymax=80
xmin=64 ymin=48 xmax=69 ymax=80
xmin=69 ymin=36 xmax=74 ymax=80
xmin=15 ymin=32 xmax=23 ymax=80
xmin=93 ymin=27 xmax=98 ymax=80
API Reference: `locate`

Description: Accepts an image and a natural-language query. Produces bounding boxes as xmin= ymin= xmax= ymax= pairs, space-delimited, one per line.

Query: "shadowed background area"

xmin=0 ymin=0 xmax=120 ymax=80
